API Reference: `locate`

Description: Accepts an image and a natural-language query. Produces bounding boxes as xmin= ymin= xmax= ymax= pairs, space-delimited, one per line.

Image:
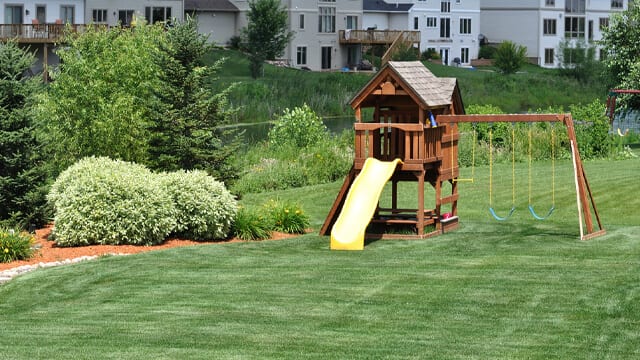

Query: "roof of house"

xmin=350 ymin=61 xmax=461 ymax=110
xmin=184 ymin=0 xmax=239 ymax=12
xmin=364 ymin=0 xmax=414 ymax=12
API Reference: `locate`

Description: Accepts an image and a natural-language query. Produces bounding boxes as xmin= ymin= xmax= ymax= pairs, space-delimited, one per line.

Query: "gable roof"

xmin=364 ymin=0 xmax=414 ymax=12
xmin=350 ymin=61 xmax=462 ymax=110
xmin=184 ymin=0 xmax=239 ymax=12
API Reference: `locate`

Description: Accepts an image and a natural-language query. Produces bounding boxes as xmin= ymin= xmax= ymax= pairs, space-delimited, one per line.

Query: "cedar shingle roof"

xmin=184 ymin=0 xmax=239 ymax=12
xmin=350 ymin=61 xmax=459 ymax=109
xmin=387 ymin=61 xmax=456 ymax=107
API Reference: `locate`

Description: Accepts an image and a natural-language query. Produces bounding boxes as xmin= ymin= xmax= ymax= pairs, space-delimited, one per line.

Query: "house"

xmin=411 ymin=0 xmax=481 ymax=66
xmin=0 ymin=0 xmax=86 ymax=76
xmin=1 ymin=0 xmax=185 ymax=77
xmin=184 ymin=0 xmax=239 ymax=46
xmin=480 ymin=0 xmax=630 ymax=68
xmin=84 ymin=0 xmax=184 ymax=27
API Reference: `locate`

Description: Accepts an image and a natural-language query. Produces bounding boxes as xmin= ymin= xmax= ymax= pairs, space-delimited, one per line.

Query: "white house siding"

xmin=276 ymin=0 xmax=363 ymax=71
xmin=193 ymin=11 xmax=237 ymax=45
xmin=363 ymin=12 xmax=388 ymax=29
xmin=480 ymin=0 xmax=629 ymax=68
xmin=410 ymin=0 xmax=481 ymax=66
xmin=2 ymin=0 xmax=85 ymax=25
xmin=84 ymin=0 xmax=184 ymax=27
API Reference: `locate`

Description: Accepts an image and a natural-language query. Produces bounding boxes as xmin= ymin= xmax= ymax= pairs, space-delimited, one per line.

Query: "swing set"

xmin=438 ymin=113 xmax=605 ymax=240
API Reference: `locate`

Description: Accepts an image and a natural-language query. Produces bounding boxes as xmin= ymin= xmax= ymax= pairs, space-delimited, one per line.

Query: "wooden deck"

xmin=339 ymin=30 xmax=420 ymax=45
xmin=0 ymin=24 xmax=99 ymax=43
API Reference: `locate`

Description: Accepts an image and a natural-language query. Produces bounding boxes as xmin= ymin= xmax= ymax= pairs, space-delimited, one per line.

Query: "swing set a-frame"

xmin=437 ymin=113 xmax=605 ymax=240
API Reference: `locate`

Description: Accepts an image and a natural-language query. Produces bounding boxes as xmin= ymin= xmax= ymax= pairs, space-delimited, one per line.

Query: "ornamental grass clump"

xmin=264 ymin=199 xmax=309 ymax=234
xmin=47 ymin=157 xmax=177 ymax=247
xmin=0 ymin=228 xmax=34 ymax=263
xmin=232 ymin=207 xmax=272 ymax=241
xmin=161 ymin=170 xmax=237 ymax=240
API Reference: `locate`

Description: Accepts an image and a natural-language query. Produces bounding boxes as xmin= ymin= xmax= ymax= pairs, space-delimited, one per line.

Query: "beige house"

xmin=84 ymin=0 xmax=184 ymax=27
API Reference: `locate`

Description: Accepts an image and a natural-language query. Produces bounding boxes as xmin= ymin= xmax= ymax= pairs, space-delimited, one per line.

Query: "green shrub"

xmin=570 ymin=101 xmax=611 ymax=159
xmin=161 ymin=170 xmax=237 ymax=240
xmin=264 ymin=199 xmax=309 ymax=234
xmin=0 ymin=228 xmax=34 ymax=263
xmin=232 ymin=207 xmax=272 ymax=241
xmin=494 ymin=41 xmax=528 ymax=74
xmin=48 ymin=157 xmax=177 ymax=247
xmin=232 ymin=158 xmax=308 ymax=194
xmin=478 ymin=45 xmax=497 ymax=59
xmin=268 ymin=104 xmax=328 ymax=148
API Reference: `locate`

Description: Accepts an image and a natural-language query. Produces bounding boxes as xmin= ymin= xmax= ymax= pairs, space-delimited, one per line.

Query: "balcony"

xmin=339 ymin=30 xmax=420 ymax=45
xmin=0 ymin=24 xmax=99 ymax=43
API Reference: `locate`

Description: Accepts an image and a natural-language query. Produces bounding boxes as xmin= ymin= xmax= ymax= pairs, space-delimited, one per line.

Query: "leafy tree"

xmin=600 ymin=5 xmax=640 ymax=106
xmin=243 ymin=0 xmax=294 ymax=78
xmin=148 ymin=16 xmax=241 ymax=184
xmin=493 ymin=41 xmax=527 ymax=74
xmin=0 ymin=41 xmax=49 ymax=228
xmin=36 ymin=24 xmax=166 ymax=174
xmin=556 ymin=40 xmax=605 ymax=85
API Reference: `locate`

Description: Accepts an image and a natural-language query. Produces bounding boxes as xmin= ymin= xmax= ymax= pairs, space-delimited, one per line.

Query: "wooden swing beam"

xmin=437 ymin=113 xmax=605 ymax=241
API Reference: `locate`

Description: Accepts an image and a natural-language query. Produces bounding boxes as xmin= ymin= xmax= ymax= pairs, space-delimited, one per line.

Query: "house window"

xmin=599 ymin=17 xmax=609 ymax=30
xmin=460 ymin=47 xmax=469 ymax=63
xmin=543 ymin=19 xmax=556 ymax=35
xmin=118 ymin=10 xmax=135 ymax=26
xmin=459 ymin=18 xmax=471 ymax=34
xmin=441 ymin=1 xmax=451 ymax=13
xmin=426 ymin=17 xmax=437 ymax=27
xmin=321 ymin=46 xmax=332 ymax=69
xmin=299 ymin=14 xmax=304 ymax=29
xmin=565 ymin=0 xmax=585 ymax=14
xmin=546 ymin=0 xmax=555 ymax=6
xmin=4 ymin=5 xmax=23 ymax=24
xmin=296 ymin=46 xmax=307 ymax=65
xmin=92 ymin=9 xmax=108 ymax=23
xmin=440 ymin=17 xmax=450 ymax=38
xmin=611 ymin=0 xmax=623 ymax=9
xmin=565 ymin=16 xmax=585 ymax=38
xmin=36 ymin=5 xmax=46 ymax=24
xmin=414 ymin=17 xmax=419 ymax=30
xmin=544 ymin=48 xmax=554 ymax=65
xmin=60 ymin=5 xmax=74 ymax=24
xmin=145 ymin=7 xmax=172 ymax=24
xmin=318 ymin=7 xmax=335 ymax=33
xmin=346 ymin=15 xmax=358 ymax=30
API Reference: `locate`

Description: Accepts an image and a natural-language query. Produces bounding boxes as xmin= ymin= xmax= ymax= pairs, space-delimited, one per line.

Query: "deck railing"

xmin=339 ymin=30 xmax=420 ymax=45
xmin=354 ymin=123 xmax=442 ymax=170
xmin=0 ymin=24 xmax=99 ymax=43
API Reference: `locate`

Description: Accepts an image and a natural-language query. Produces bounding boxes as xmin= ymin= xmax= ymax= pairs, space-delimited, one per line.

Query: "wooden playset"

xmin=320 ymin=61 xmax=604 ymax=248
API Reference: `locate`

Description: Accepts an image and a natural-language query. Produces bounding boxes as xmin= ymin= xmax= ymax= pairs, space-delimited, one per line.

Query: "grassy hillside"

xmin=1 ymin=156 xmax=638 ymax=359
xmin=206 ymin=50 xmax=609 ymax=124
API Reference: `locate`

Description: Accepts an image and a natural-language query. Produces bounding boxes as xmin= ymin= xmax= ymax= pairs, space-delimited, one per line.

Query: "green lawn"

xmin=1 ymin=157 xmax=638 ymax=359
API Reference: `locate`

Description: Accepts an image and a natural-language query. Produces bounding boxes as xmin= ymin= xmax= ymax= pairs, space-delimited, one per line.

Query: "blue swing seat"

xmin=528 ymin=204 xmax=555 ymax=220
xmin=489 ymin=206 xmax=516 ymax=221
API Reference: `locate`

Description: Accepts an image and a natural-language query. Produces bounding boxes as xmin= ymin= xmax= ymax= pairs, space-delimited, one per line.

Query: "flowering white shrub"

xmin=161 ymin=170 xmax=237 ymax=240
xmin=48 ymin=157 xmax=177 ymax=246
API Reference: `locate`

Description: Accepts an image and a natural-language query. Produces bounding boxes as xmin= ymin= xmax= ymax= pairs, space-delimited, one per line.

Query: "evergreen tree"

xmin=0 ymin=41 xmax=48 ymax=228
xmin=148 ymin=16 xmax=241 ymax=184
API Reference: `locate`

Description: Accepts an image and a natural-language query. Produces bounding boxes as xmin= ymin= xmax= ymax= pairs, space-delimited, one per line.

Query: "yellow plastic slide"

xmin=330 ymin=158 xmax=402 ymax=250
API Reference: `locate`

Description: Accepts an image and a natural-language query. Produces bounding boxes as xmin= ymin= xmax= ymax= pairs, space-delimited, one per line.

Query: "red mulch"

xmin=0 ymin=225 xmax=299 ymax=271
